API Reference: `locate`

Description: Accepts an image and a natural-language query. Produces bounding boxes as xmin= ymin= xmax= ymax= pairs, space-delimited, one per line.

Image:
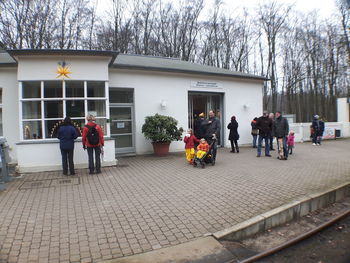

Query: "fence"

xmin=289 ymin=122 xmax=350 ymax=142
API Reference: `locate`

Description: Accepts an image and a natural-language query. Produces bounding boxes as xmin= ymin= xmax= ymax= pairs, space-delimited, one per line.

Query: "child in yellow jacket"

xmin=196 ymin=138 xmax=209 ymax=159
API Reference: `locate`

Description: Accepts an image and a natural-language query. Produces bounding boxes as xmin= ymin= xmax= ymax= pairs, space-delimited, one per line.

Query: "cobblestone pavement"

xmin=0 ymin=139 xmax=350 ymax=263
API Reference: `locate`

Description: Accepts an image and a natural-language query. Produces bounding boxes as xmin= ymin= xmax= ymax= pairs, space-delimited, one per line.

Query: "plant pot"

xmin=152 ymin=142 xmax=171 ymax=156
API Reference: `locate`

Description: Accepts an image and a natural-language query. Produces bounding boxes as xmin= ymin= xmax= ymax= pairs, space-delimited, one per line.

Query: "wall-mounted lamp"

xmin=160 ymin=100 xmax=167 ymax=108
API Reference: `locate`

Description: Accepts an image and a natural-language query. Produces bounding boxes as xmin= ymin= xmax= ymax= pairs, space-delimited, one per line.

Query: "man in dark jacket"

xmin=194 ymin=112 xmax=207 ymax=139
xmin=273 ymin=111 xmax=289 ymax=160
xmin=317 ymin=118 xmax=325 ymax=145
xmin=204 ymin=110 xmax=220 ymax=161
xmin=57 ymin=117 xmax=79 ymax=175
xmin=256 ymin=111 xmax=273 ymax=157
xmin=311 ymin=115 xmax=324 ymax=145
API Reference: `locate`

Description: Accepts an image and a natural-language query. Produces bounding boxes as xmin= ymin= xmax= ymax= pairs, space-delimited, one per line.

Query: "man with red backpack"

xmin=82 ymin=114 xmax=104 ymax=174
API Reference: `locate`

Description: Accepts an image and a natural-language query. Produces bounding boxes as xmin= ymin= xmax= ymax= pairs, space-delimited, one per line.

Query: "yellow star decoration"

xmin=56 ymin=64 xmax=71 ymax=79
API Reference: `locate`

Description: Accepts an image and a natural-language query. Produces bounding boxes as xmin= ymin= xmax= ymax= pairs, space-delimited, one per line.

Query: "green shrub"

xmin=142 ymin=114 xmax=184 ymax=143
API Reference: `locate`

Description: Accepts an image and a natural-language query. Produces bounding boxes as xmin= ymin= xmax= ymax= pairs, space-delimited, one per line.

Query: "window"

xmin=0 ymin=88 xmax=2 ymax=136
xmin=20 ymin=80 xmax=107 ymax=140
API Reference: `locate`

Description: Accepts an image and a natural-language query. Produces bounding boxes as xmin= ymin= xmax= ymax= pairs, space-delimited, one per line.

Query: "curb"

xmin=213 ymin=182 xmax=350 ymax=241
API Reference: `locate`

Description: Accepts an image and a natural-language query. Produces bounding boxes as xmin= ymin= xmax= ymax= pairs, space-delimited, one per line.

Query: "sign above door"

xmin=191 ymin=81 xmax=223 ymax=89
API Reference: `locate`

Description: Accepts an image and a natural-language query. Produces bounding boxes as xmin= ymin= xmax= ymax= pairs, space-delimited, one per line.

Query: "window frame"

xmin=19 ymin=80 xmax=109 ymax=141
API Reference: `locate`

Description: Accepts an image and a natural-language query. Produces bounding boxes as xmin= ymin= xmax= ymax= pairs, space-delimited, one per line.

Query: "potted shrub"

xmin=142 ymin=114 xmax=184 ymax=156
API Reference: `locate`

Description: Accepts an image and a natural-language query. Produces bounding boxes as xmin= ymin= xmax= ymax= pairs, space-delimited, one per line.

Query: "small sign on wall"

xmin=116 ymin=122 xmax=125 ymax=129
xmin=191 ymin=81 xmax=223 ymax=89
xmin=323 ymin=127 xmax=335 ymax=139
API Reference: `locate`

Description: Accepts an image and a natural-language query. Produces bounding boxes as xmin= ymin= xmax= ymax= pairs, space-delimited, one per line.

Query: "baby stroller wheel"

xmin=193 ymin=160 xmax=197 ymax=167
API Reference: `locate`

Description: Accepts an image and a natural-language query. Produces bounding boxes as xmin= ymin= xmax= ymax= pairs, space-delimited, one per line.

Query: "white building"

xmin=0 ymin=48 xmax=265 ymax=172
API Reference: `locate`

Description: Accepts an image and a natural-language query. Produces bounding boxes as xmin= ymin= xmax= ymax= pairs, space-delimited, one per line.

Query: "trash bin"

xmin=335 ymin=129 xmax=341 ymax=138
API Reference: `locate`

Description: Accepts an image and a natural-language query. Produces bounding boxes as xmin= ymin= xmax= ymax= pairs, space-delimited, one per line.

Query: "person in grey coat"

xmin=273 ymin=111 xmax=289 ymax=160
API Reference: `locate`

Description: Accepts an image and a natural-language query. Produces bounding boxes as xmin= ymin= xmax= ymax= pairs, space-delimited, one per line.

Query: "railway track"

xmin=223 ymin=209 xmax=350 ymax=263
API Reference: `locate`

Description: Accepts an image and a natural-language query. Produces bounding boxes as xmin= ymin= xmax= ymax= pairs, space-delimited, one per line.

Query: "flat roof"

xmin=0 ymin=49 xmax=266 ymax=80
xmin=0 ymin=49 xmax=16 ymax=67
xmin=6 ymin=49 xmax=119 ymax=67
xmin=113 ymin=54 xmax=267 ymax=81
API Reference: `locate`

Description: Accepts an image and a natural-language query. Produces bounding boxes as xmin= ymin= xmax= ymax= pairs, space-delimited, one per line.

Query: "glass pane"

xmin=109 ymin=89 xmax=133 ymax=103
xmin=22 ymin=81 xmax=41 ymax=98
xmin=44 ymin=81 xmax=62 ymax=98
xmin=111 ymin=121 xmax=132 ymax=134
xmin=22 ymin=101 xmax=41 ymax=119
xmin=66 ymin=100 xmax=85 ymax=118
xmin=95 ymin=119 xmax=107 ymax=135
xmin=23 ymin=121 xmax=42 ymax=139
xmin=66 ymin=81 xmax=84 ymax=97
xmin=110 ymin=107 xmax=131 ymax=120
xmin=87 ymin=81 xmax=105 ymax=97
xmin=0 ymin=108 xmax=2 ymax=136
xmin=44 ymin=101 xmax=63 ymax=118
xmin=70 ymin=119 xmax=85 ymax=137
xmin=113 ymin=135 xmax=132 ymax=148
xmin=45 ymin=119 xmax=63 ymax=138
xmin=88 ymin=100 xmax=106 ymax=117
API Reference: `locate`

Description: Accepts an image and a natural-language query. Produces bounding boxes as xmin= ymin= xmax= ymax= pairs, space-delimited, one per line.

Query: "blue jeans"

xmin=257 ymin=136 xmax=270 ymax=156
xmin=252 ymin=135 xmax=257 ymax=147
xmin=87 ymin=147 xmax=101 ymax=172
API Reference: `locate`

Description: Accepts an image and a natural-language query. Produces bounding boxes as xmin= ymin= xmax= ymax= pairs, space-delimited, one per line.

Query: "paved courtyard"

xmin=0 ymin=139 xmax=350 ymax=263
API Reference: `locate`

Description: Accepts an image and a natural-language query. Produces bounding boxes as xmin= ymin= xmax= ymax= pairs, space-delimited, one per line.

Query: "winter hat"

xmin=314 ymin=115 xmax=319 ymax=119
xmin=199 ymin=112 xmax=205 ymax=117
xmin=231 ymin=116 xmax=236 ymax=120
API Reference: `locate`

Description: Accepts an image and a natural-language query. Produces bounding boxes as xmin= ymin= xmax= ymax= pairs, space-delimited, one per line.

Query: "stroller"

xmin=193 ymin=136 xmax=217 ymax=168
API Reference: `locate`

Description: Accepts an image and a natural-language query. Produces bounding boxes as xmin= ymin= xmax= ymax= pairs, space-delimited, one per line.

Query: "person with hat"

xmin=194 ymin=112 xmax=207 ymax=139
xmin=311 ymin=115 xmax=322 ymax=146
xmin=311 ymin=115 xmax=325 ymax=145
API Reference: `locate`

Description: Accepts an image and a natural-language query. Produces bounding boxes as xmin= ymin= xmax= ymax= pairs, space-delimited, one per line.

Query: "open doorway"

xmin=188 ymin=92 xmax=224 ymax=145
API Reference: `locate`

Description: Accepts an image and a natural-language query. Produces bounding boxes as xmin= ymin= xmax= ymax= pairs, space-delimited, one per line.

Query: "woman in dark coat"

xmin=227 ymin=116 xmax=240 ymax=153
xmin=57 ymin=117 xmax=78 ymax=176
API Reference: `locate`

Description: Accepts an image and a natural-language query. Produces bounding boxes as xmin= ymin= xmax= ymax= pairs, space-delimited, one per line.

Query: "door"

xmin=110 ymin=106 xmax=134 ymax=153
xmin=109 ymin=88 xmax=135 ymax=154
xmin=188 ymin=92 xmax=224 ymax=146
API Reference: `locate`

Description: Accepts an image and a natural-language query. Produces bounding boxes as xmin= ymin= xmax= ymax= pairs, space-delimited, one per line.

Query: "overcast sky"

xmin=97 ymin=0 xmax=338 ymax=19
xmin=221 ymin=0 xmax=337 ymax=17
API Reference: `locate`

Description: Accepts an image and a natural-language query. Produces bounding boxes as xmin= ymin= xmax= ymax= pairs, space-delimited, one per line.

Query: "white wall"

xmin=289 ymin=122 xmax=349 ymax=142
xmin=0 ymin=55 xmax=117 ymax=172
xmin=109 ymin=69 xmax=263 ymax=154
xmin=0 ymin=68 xmax=19 ymax=162
xmin=16 ymin=139 xmax=116 ymax=173
xmin=337 ymin=98 xmax=349 ymax=123
xmin=17 ymin=55 xmax=111 ymax=81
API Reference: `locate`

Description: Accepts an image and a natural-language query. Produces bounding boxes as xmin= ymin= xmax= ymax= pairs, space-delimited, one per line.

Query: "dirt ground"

xmin=220 ymin=197 xmax=350 ymax=263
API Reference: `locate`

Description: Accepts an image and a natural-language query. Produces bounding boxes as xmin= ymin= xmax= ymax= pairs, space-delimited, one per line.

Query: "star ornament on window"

xmin=56 ymin=61 xmax=71 ymax=79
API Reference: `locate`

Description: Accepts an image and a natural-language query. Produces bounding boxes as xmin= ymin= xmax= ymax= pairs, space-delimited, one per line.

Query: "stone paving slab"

xmin=0 ymin=139 xmax=350 ymax=263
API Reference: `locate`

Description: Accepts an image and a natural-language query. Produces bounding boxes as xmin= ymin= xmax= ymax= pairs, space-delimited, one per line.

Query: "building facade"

xmin=0 ymin=49 xmax=265 ymax=172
